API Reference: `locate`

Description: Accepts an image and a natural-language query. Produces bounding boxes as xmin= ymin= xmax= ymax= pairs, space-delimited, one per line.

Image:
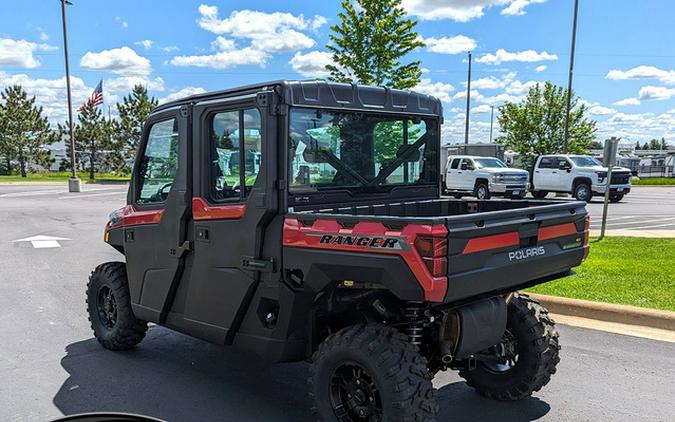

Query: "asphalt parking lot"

xmin=1 ymin=183 xmax=674 ymax=421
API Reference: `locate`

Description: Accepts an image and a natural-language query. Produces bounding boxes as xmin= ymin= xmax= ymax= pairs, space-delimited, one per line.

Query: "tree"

xmin=326 ymin=0 xmax=425 ymax=89
xmin=0 ymin=106 xmax=11 ymax=175
xmin=115 ymin=85 xmax=157 ymax=172
xmin=75 ymin=103 xmax=111 ymax=180
xmin=587 ymin=140 xmax=603 ymax=149
xmin=496 ymin=82 xmax=597 ymax=169
xmin=645 ymin=138 xmax=667 ymax=150
xmin=0 ymin=85 xmax=55 ymax=177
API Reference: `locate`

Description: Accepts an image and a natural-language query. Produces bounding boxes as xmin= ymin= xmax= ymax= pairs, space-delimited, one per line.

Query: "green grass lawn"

xmin=527 ymin=237 xmax=675 ymax=311
xmin=632 ymin=177 xmax=675 ymax=186
xmin=0 ymin=172 xmax=130 ymax=183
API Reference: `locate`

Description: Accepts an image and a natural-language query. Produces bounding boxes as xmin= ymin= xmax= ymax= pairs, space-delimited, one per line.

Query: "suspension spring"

xmin=404 ymin=302 xmax=425 ymax=346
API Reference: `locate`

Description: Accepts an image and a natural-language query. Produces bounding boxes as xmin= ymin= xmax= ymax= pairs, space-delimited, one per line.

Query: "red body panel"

xmin=538 ymin=223 xmax=577 ymax=241
xmin=192 ymin=197 xmax=246 ymax=220
xmin=283 ymin=217 xmax=448 ymax=302
xmin=462 ymin=232 xmax=520 ymax=255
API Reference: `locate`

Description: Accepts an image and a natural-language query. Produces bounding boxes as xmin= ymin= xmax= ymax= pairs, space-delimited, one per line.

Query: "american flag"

xmin=79 ymin=80 xmax=103 ymax=111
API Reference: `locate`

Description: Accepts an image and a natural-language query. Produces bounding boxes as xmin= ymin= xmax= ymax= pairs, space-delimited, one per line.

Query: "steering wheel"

xmin=157 ymin=182 xmax=172 ymax=201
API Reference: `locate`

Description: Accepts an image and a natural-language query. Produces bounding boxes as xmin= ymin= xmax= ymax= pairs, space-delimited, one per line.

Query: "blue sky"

xmin=1 ymin=0 xmax=674 ymax=145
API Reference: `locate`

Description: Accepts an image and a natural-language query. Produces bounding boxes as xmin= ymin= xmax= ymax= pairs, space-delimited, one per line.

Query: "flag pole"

xmin=60 ymin=0 xmax=80 ymax=192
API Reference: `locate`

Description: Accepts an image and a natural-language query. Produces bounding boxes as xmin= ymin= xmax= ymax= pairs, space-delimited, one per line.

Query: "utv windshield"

xmin=288 ymin=108 xmax=438 ymax=192
xmin=570 ymin=156 xmax=602 ymax=167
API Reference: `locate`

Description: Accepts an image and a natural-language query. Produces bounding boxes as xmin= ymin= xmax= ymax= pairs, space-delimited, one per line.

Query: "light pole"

xmin=563 ymin=0 xmax=580 ymax=154
xmin=59 ymin=0 xmax=81 ymax=192
xmin=464 ymin=51 xmax=472 ymax=145
xmin=489 ymin=105 xmax=495 ymax=143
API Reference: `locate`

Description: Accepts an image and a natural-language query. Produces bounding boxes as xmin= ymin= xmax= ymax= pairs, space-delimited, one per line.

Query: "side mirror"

xmin=558 ymin=161 xmax=571 ymax=171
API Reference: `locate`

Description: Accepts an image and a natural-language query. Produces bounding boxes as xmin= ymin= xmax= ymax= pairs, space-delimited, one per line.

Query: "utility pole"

xmin=563 ymin=0 xmax=580 ymax=154
xmin=489 ymin=105 xmax=495 ymax=143
xmin=464 ymin=51 xmax=472 ymax=145
xmin=60 ymin=0 xmax=80 ymax=192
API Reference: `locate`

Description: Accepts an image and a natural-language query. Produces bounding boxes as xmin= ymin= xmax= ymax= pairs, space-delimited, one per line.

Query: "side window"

xmin=450 ymin=158 xmax=460 ymax=169
xmin=538 ymin=157 xmax=553 ymax=169
xmin=462 ymin=159 xmax=475 ymax=170
xmin=137 ymin=118 xmax=179 ymax=204
xmin=210 ymin=108 xmax=262 ymax=201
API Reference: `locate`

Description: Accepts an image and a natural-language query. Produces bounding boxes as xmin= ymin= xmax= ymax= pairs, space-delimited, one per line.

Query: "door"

xmin=181 ymin=96 xmax=277 ymax=344
xmin=534 ymin=156 xmax=555 ymax=190
xmin=124 ymin=106 xmax=192 ymax=323
xmin=445 ymin=157 xmax=461 ymax=189
xmin=458 ymin=158 xmax=475 ymax=190
xmin=553 ymin=157 xmax=574 ymax=191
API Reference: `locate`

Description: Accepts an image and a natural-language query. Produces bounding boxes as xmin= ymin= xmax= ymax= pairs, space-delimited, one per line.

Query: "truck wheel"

xmin=459 ymin=293 xmax=560 ymax=401
xmin=309 ymin=324 xmax=437 ymax=422
xmin=573 ymin=183 xmax=592 ymax=202
xmin=86 ymin=262 xmax=148 ymax=350
xmin=610 ymin=194 xmax=624 ymax=203
xmin=474 ymin=183 xmax=491 ymax=200
xmin=531 ymin=190 xmax=548 ymax=199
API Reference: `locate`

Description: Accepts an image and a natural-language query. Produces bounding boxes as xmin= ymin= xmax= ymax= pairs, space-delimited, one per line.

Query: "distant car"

xmin=531 ymin=154 xmax=632 ymax=202
xmin=444 ymin=155 xmax=529 ymax=199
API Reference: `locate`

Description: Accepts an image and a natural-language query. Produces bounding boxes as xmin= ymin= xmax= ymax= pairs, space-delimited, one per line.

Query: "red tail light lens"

xmin=415 ymin=236 xmax=448 ymax=277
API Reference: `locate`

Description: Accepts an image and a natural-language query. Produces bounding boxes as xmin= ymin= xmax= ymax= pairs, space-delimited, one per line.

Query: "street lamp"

xmin=563 ymin=0 xmax=580 ymax=154
xmin=59 ymin=0 xmax=81 ymax=192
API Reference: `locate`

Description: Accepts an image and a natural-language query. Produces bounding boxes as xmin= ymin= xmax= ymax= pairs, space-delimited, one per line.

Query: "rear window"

xmin=538 ymin=157 xmax=554 ymax=169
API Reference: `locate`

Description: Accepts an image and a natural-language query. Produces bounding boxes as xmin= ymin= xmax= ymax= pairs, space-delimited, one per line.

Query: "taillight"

xmin=582 ymin=215 xmax=591 ymax=261
xmin=415 ymin=236 xmax=448 ymax=277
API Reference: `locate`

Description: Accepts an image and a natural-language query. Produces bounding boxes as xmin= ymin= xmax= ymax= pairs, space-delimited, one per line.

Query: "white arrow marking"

xmin=13 ymin=235 xmax=72 ymax=249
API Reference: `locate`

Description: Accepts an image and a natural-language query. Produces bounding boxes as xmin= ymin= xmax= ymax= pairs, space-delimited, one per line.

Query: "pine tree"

xmin=74 ymin=103 xmax=110 ymax=180
xmin=0 ymin=85 xmax=55 ymax=177
xmin=115 ymin=85 xmax=158 ymax=172
xmin=0 ymin=106 xmax=11 ymax=175
xmin=326 ymin=0 xmax=425 ymax=89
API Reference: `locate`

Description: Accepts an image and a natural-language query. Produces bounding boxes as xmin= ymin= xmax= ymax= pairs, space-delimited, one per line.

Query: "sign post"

xmin=599 ymin=137 xmax=620 ymax=240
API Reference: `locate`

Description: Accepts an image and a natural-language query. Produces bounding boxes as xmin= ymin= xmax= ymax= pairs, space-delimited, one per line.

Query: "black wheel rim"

xmin=97 ymin=286 xmax=118 ymax=329
xmin=329 ymin=363 xmax=382 ymax=422
xmin=481 ymin=330 xmax=519 ymax=374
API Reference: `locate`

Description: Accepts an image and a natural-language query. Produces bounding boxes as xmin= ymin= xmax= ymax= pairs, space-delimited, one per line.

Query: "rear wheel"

xmin=309 ymin=324 xmax=437 ymax=422
xmin=459 ymin=293 xmax=560 ymax=401
xmin=531 ymin=190 xmax=548 ymax=199
xmin=86 ymin=262 xmax=148 ymax=350
xmin=574 ymin=182 xmax=592 ymax=202
xmin=610 ymin=194 xmax=624 ymax=203
xmin=474 ymin=182 xmax=491 ymax=200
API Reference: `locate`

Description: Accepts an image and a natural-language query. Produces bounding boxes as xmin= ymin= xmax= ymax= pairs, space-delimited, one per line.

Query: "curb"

xmin=527 ymin=293 xmax=675 ymax=331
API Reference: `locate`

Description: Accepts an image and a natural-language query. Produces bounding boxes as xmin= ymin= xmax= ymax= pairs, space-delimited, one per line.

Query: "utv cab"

xmin=89 ymin=80 xmax=589 ymax=422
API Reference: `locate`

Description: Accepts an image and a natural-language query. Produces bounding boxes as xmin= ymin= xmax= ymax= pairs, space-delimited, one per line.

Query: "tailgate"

xmin=443 ymin=202 xmax=589 ymax=303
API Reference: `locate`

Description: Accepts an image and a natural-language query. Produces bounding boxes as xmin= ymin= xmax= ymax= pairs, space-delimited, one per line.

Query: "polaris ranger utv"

xmin=89 ymin=80 xmax=589 ymax=421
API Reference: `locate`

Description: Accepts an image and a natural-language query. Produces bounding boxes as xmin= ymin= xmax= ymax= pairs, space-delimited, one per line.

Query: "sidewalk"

xmin=589 ymin=229 xmax=675 ymax=238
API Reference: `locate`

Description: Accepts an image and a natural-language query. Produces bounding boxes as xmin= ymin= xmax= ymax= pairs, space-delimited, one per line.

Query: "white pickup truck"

xmin=444 ymin=155 xmax=530 ymax=199
xmin=531 ymin=154 xmax=632 ymax=202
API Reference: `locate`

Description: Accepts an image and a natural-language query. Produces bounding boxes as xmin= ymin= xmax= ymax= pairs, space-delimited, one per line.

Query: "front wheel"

xmin=474 ymin=183 xmax=491 ymax=200
xmin=86 ymin=262 xmax=148 ymax=350
xmin=531 ymin=190 xmax=548 ymax=199
xmin=459 ymin=293 xmax=560 ymax=401
xmin=309 ymin=325 xmax=437 ymax=422
xmin=574 ymin=182 xmax=592 ymax=202
xmin=610 ymin=194 xmax=624 ymax=203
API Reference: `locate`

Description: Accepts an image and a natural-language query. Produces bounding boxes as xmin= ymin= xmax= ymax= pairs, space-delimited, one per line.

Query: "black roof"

xmin=153 ymin=80 xmax=442 ymax=117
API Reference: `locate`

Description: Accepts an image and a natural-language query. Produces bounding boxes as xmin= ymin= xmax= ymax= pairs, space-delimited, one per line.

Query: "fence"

xmin=637 ymin=166 xmax=674 ymax=178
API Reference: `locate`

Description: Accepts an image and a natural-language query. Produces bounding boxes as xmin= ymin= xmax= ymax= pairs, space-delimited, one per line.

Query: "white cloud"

xmin=160 ymin=45 xmax=179 ymax=53
xmin=588 ymin=105 xmax=616 ymax=116
xmin=134 ymin=40 xmax=153 ymax=50
xmin=505 ymin=79 xmax=539 ymax=95
xmin=311 ymin=15 xmax=328 ymax=31
xmin=402 ymin=0 xmax=546 ymax=22
xmin=115 ymin=16 xmax=128 ymax=29
xmin=0 ymin=37 xmax=57 ymax=68
xmin=159 ymin=87 xmax=207 ymax=104
xmin=501 ymin=0 xmax=546 ymax=16
xmin=471 ymin=104 xmax=493 ymax=113
xmin=476 ymin=48 xmax=558 ymax=65
xmin=423 ymin=35 xmax=477 ymax=55
xmin=638 ymin=85 xmax=675 ymax=101
xmin=197 ymin=6 xmax=322 ymax=53
xmin=170 ymin=47 xmax=267 ymax=69
xmin=80 ymin=47 xmax=152 ymax=76
xmin=39 ymin=32 xmax=49 ymax=41
xmin=289 ymin=51 xmax=332 ymax=78
xmin=470 ymin=76 xmax=507 ymax=90
xmin=606 ymin=65 xmax=675 ymax=85
xmin=613 ymin=97 xmax=641 ymax=106
xmin=210 ymin=36 xmax=236 ymax=51
xmin=105 ymin=76 xmax=165 ymax=93
xmin=0 ymin=72 xmax=94 ymax=124
xmin=535 ymin=65 xmax=547 ymax=72
xmin=414 ymin=78 xmax=455 ymax=103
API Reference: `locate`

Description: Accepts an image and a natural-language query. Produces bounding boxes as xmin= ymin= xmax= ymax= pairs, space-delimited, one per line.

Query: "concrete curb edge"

xmin=527 ymin=293 xmax=675 ymax=331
